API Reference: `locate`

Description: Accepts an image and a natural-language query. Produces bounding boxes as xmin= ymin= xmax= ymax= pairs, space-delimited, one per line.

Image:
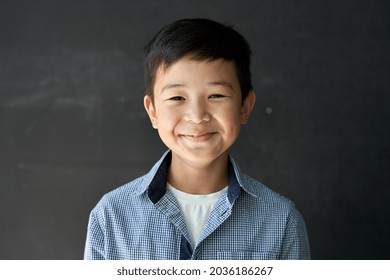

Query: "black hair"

xmin=144 ymin=18 xmax=253 ymax=103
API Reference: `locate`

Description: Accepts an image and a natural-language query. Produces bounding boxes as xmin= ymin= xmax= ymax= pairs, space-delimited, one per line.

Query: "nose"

xmin=184 ymin=100 xmax=211 ymax=124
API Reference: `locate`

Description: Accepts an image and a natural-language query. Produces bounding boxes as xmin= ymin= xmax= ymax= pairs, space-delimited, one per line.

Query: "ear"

xmin=144 ymin=95 xmax=158 ymax=129
xmin=240 ymin=91 xmax=256 ymax=124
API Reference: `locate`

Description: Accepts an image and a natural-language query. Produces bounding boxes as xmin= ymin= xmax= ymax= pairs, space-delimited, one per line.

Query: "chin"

xmin=176 ymin=149 xmax=228 ymax=164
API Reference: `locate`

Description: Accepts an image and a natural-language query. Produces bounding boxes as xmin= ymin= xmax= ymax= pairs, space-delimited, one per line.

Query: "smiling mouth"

xmin=180 ymin=132 xmax=216 ymax=142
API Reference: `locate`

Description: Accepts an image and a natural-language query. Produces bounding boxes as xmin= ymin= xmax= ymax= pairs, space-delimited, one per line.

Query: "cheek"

xmin=220 ymin=111 xmax=242 ymax=135
xmin=156 ymin=109 xmax=180 ymax=131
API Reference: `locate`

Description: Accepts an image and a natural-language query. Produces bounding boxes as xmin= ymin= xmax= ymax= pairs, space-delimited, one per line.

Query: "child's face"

xmin=144 ymin=58 xmax=255 ymax=166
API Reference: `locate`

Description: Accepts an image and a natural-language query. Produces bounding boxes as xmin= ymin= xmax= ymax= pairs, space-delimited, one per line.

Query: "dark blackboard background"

xmin=1 ymin=0 xmax=389 ymax=259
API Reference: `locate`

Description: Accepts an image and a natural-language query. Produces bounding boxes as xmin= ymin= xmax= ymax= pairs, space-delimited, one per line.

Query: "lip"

xmin=180 ymin=132 xmax=216 ymax=142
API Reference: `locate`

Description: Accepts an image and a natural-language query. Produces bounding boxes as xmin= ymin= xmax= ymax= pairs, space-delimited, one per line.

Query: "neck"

xmin=167 ymin=152 xmax=229 ymax=195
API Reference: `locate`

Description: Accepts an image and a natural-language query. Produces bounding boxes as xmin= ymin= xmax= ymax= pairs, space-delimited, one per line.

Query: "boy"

xmin=84 ymin=18 xmax=310 ymax=260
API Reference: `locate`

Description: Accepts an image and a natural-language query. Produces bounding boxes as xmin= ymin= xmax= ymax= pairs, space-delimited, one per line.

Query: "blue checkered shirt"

xmin=84 ymin=151 xmax=310 ymax=259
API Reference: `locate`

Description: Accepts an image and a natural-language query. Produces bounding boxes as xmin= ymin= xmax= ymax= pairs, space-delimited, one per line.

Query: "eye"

xmin=209 ymin=94 xmax=225 ymax=99
xmin=168 ymin=96 xmax=186 ymax=101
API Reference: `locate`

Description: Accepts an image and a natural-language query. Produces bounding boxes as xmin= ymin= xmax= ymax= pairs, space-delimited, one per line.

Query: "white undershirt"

xmin=167 ymin=183 xmax=228 ymax=246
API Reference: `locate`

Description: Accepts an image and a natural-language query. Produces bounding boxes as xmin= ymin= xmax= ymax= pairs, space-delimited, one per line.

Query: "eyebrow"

xmin=161 ymin=83 xmax=185 ymax=93
xmin=207 ymin=81 xmax=234 ymax=90
xmin=161 ymin=80 xmax=234 ymax=93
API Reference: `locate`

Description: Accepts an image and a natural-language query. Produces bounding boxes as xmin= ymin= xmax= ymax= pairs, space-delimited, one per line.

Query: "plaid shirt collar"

xmin=134 ymin=150 xmax=260 ymax=205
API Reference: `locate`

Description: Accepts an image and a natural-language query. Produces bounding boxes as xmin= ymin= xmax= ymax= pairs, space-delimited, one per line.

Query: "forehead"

xmin=154 ymin=58 xmax=239 ymax=91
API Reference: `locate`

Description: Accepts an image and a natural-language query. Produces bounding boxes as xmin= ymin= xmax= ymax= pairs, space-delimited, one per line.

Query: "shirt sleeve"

xmin=279 ymin=206 xmax=311 ymax=259
xmin=84 ymin=210 xmax=105 ymax=260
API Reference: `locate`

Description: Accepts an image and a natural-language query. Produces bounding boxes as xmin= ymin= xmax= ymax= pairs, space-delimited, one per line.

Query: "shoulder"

xmin=238 ymin=173 xmax=307 ymax=225
xmin=91 ymin=174 xmax=149 ymax=214
xmin=239 ymin=173 xmax=307 ymax=233
xmin=229 ymin=155 xmax=295 ymax=211
xmin=241 ymin=173 xmax=294 ymax=207
xmin=90 ymin=151 xmax=170 ymax=217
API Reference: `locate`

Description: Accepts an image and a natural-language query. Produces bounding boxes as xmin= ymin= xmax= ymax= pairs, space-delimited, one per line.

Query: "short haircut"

xmin=144 ymin=18 xmax=253 ymax=104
